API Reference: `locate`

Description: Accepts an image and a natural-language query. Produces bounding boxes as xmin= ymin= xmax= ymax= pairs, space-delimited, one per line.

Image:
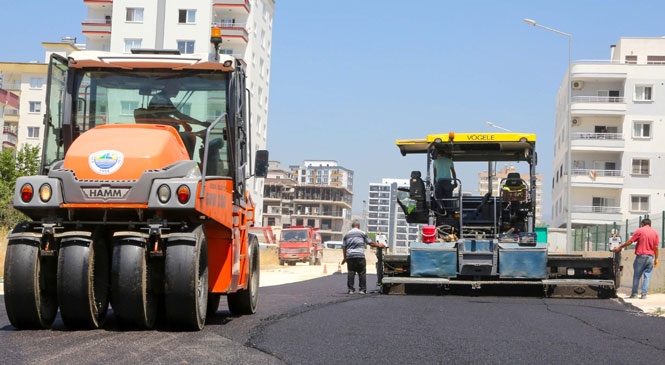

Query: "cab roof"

xmin=396 ymin=132 xmax=536 ymax=162
xmin=65 ymin=50 xmax=236 ymax=72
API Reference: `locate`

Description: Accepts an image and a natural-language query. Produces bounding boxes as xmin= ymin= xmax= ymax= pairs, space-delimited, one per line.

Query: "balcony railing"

xmin=572 ymin=132 xmax=622 ymax=141
xmin=573 ymin=205 xmax=621 ymax=214
xmin=572 ymin=96 xmax=624 ymax=103
xmin=82 ymin=18 xmax=112 ymax=35
xmin=572 ymin=169 xmax=622 ymax=177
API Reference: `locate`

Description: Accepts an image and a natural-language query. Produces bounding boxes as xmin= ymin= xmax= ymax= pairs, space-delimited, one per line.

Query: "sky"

xmin=4 ymin=1 xmax=665 ymax=223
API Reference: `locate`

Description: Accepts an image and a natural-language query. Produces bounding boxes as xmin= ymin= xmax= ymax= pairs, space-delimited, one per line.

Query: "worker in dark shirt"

xmin=342 ymin=220 xmax=386 ymax=295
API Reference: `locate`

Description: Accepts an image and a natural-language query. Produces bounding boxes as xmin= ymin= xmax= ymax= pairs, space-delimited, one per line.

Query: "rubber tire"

xmin=227 ymin=236 xmax=259 ymax=315
xmin=111 ymin=240 xmax=157 ymax=329
xmin=165 ymin=226 xmax=208 ymax=330
xmin=57 ymin=232 xmax=110 ymax=329
xmin=4 ymin=232 xmax=58 ymax=329
xmin=207 ymin=294 xmax=221 ymax=318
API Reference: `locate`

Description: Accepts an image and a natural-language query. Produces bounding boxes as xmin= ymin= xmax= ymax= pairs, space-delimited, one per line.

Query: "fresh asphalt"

xmin=1 ymin=273 xmax=665 ymax=363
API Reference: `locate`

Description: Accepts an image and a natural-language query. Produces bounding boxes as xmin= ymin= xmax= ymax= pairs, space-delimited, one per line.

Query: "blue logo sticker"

xmin=89 ymin=150 xmax=124 ymax=175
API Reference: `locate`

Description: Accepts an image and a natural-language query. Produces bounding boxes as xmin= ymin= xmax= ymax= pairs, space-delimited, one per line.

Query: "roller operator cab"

xmin=4 ymin=45 xmax=270 ymax=330
xmin=380 ymin=132 xmax=618 ymax=298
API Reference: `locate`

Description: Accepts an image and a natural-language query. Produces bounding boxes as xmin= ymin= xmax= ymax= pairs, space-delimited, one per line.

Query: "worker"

xmin=433 ymin=149 xmax=457 ymax=214
xmin=612 ymin=218 xmax=659 ymax=299
xmin=148 ymin=80 xmax=205 ymax=126
xmin=375 ymin=231 xmax=388 ymax=253
xmin=341 ymin=220 xmax=386 ymax=294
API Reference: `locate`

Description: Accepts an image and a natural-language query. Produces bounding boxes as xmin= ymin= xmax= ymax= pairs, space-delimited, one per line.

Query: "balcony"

xmin=571 ymin=132 xmax=624 ymax=150
xmin=84 ymin=0 xmax=113 ymax=6
xmin=4 ymin=109 xmax=19 ymax=123
xmin=218 ymin=24 xmax=249 ymax=44
xmin=0 ymin=88 xmax=19 ymax=109
xmin=213 ymin=0 xmax=251 ymax=15
xmin=571 ymin=96 xmax=626 ymax=115
xmin=82 ymin=18 xmax=112 ymax=37
xmin=571 ymin=168 xmax=624 ymax=188
xmin=2 ymin=128 xmax=17 ymax=149
xmin=571 ymin=205 xmax=622 ymax=225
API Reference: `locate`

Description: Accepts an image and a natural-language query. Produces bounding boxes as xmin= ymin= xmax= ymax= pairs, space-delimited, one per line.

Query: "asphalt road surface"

xmin=2 ymin=273 xmax=665 ymax=364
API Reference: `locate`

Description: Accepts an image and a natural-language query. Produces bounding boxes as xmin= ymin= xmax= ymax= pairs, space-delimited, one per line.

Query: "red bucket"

xmin=422 ymin=225 xmax=436 ymax=243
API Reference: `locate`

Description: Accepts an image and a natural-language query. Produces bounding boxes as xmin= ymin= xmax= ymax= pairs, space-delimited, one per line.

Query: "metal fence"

xmin=572 ymin=211 xmax=665 ymax=251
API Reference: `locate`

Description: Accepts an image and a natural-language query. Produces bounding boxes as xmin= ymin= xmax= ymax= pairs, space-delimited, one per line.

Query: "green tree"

xmin=0 ymin=144 xmax=41 ymax=229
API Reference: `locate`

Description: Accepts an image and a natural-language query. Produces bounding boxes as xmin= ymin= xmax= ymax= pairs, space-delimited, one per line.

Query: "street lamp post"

xmin=485 ymin=121 xmax=513 ymax=132
xmin=362 ymin=199 xmax=367 ymax=231
xmin=524 ymin=18 xmax=573 ymax=254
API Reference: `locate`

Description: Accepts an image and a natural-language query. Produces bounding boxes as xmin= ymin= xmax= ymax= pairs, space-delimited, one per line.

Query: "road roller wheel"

xmin=165 ymin=226 xmax=208 ymax=330
xmin=110 ymin=240 xmax=157 ymax=329
xmin=4 ymin=228 xmax=58 ymax=329
xmin=57 ymin=231 xmax=110 ymax=329
xmin=207 ymin=294 xmax=221 ymax=318
xmin=227 ymin=235 xmax=259 ymax=315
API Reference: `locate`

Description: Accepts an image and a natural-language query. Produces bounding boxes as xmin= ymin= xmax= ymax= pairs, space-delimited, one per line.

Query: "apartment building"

xmin=367 ymin=178 xmax=420 ymax=253
xmin=261 ymin=160 xmax=354 ymax=242
xmin=0 ymin=62 xmax=49 ymax=151
xmin=0 ymin=39 xmax=82 ymax=152
xmin=477 ymin=165 xmax=544 ymax=224
xmin=552 ymin=37 xmax=665 ymax=229
xmin=0 ymin=82 xmax=20 ymax=150
xmin=82 ymin=0 xmax=274 ymax=222
xmin=262 ymin=161 xmax=297 ymax=230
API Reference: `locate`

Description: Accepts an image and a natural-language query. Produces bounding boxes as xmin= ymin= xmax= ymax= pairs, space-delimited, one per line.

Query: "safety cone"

xmin=323 ymin=264 xmax=328 ymax=274
xmin=337 ymin=263 xmax=342 ymax=273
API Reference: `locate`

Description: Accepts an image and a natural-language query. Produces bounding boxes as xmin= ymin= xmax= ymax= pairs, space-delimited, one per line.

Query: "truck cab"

xmin=278 ymin=226 xmax=323 ymax=266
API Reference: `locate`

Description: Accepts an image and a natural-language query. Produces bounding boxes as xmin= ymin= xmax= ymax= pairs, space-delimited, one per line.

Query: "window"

xmin=124 ymin=39 xmax=142 ymax=53
xmin=625 ymin=55 xmax=637 ymax=64
xmin=30 ymin=78 xmax=43 ymax=89
xmin=29 ymin=101 xmax=41 ymax=113
xmin=647 ymin=55 xmax=665 ymax=64
xmin=126 ymin=8 xmax=144 ymax=22
xmin=635 ymin=85 xmax=652 ymax=101
xmin=120 ymin=101 xmax=139 ymax=115
xmin=27 ymin=127 xmax=40 ymax=138
xmin=632 ymin=159 xmax=649 ymax=175
xmin=631 ymin=195 xmax=649 ymax=212
xmin=177 ymin=40 xmax=195 ymax=54
xmin=220 ymin=48 xmax=234 ymax=55
xmin=261 ymin=29 xmax=267 ymax=49
xmin=178 ymin=9 xmax=196 ymax=24
xmin=598 ymin=90 xmax=620 ymax=102
xmin=592 ymin=197 xmax=615 ymax=212
xmin=263 ymin=4 xmax=270 ymax=21
xmin=633 ymin=121 xmax=651 ymax=138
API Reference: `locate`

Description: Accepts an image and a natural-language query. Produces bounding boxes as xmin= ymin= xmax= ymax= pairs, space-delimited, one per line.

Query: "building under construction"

xmin=261 ymin=160 xmax=353 ymax=241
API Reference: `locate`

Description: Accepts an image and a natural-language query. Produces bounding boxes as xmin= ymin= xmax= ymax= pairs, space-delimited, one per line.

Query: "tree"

xmin=0 ymin=144 xmax=41 ymax=229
